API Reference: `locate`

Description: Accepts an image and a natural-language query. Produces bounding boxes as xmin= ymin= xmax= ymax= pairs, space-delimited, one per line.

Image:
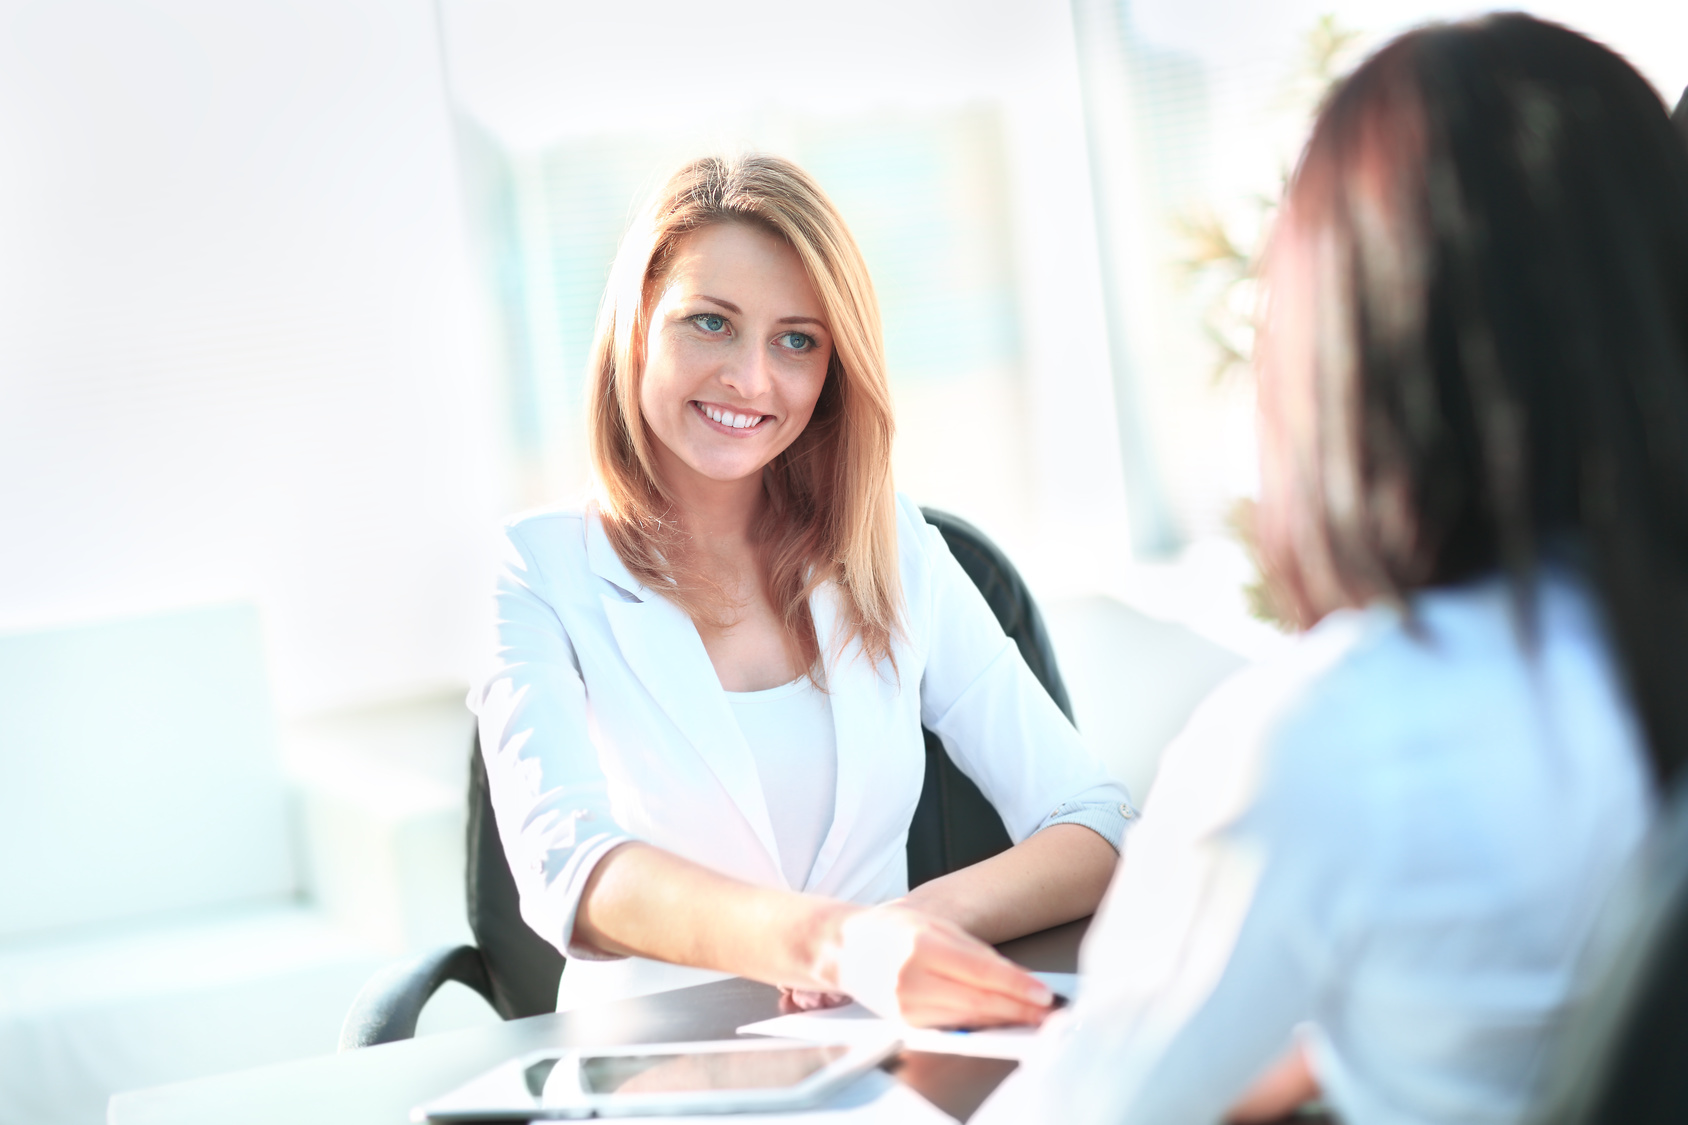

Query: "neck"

xmin=675 ymin=476 xmax=764 ymax=548
xmin=652 ymin=447 xmax=765 ymax=552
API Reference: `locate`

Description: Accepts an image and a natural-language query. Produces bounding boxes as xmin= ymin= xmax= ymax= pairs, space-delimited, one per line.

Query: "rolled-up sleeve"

xmin=910 ymin=500 xmax=1136 ymax=852
xmin=468 ymin=520 xmax=635 ymax=961
xmin=1035 ymin=796 xmax=1139 ymax=853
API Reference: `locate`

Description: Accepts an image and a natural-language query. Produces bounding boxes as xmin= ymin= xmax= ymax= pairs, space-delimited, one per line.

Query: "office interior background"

xmin=2 ymin=1 xmax=1683 ymax=1121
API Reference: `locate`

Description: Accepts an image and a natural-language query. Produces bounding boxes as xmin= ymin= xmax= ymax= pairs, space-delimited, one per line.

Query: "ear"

xmin=1673 ymin=86 xmax=1688 ymax=148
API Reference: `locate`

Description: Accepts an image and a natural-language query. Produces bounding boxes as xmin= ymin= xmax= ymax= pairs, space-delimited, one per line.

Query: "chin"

xmin=685 ymin=456 xmax=765 ymax=484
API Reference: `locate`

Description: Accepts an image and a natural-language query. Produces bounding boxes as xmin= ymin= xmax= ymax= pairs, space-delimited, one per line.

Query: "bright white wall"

xmin=7 ymin=1 xmax=1674 ymax=717
xmin=0 ymin=0 xmax=502 ymax=717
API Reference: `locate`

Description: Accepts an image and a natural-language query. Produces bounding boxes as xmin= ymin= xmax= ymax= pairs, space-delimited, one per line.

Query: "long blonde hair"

xmin=587 ymin=154 xmax=900 ymax=672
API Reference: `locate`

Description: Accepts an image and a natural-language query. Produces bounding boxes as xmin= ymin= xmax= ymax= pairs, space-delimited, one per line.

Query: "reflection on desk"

xmin=109 ymin=918 xmax=1333 ymax=1124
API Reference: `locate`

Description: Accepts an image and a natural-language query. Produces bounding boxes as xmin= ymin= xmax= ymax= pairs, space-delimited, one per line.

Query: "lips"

xmin=693 ymin=401 xmax=768 ymax=431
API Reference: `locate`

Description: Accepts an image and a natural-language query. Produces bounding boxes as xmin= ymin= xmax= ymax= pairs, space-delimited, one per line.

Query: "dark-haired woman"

xmin=978 ymin=14 xmax=1686 ymax=1125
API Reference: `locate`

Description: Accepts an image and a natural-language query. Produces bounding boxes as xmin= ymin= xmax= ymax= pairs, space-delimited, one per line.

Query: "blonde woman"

xmin=470 ymin=155 xmax=1132 ymax=1024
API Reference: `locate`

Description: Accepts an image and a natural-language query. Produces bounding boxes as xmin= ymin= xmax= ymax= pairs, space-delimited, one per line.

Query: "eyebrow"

xmin=693 ymin=295 xmax=828 ymax=330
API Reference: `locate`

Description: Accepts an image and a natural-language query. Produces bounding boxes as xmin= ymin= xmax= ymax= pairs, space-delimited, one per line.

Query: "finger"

xmin=891 ymin=963 xmax=1054 ymax=1029
xmin=933 ymin=986 xmax=1050 ymax=1028
xmin=913 ymin=930 xmax=1053 ymax=1008
xmin=881 ymin=922 xmax=1053 ymax=1018
xmin=783 ymin=988 xmax=851 ymax=1012
xmin=899 ymin=987 xmax=1052 ymax=1029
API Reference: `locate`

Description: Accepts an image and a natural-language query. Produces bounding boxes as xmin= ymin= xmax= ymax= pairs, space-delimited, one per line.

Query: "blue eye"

xmin=692 ymin=314 xmax=728 ymax=334
xmin=780 ymin=332 xmax=815 ymax=352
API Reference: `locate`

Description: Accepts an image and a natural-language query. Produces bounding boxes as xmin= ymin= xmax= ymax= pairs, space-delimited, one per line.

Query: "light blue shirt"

xmin=979 ymin=572 xmax=1653 ymax=1125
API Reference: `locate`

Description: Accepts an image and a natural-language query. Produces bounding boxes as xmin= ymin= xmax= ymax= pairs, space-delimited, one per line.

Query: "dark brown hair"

xmin=1260 ymin=14 xmax=1688 ymax=785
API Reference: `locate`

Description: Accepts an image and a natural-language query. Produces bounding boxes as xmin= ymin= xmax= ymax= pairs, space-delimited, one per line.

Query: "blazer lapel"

xmin=802 ymin=583 xmax=893 ymax=892
xmin=585 ymin=510 xmax=784 ymax=875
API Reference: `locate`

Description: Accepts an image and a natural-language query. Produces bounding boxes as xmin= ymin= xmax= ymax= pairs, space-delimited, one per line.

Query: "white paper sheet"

xmin=603 ymin=1068 xmax=958 ymax=1123
xmin=737 ymin=972 xmax=1077 ymax=1062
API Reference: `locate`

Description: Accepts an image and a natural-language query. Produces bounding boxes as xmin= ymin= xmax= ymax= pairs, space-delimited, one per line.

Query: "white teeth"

xmin=699 ymin=404 xmax=762 ymax=429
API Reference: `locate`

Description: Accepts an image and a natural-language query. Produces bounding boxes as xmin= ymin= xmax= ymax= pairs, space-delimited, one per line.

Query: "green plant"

xmin=1171 ymin=14 xmax=1363 ymax=386
xmin=1171 ymin=15 xmax=1363 ymax=629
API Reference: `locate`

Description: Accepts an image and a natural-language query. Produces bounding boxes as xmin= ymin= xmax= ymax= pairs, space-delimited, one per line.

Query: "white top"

xmin=726 ymin=678 xmax=838 ymax=891
xmin=469 ymin=493 xmax=1134 ymax=1010
xmin=977 ymin=573 xmax=1654 ymax=1125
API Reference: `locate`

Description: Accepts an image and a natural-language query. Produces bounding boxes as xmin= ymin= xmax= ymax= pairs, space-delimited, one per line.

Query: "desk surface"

xmin=110 ymin=919 xmax=1091 ymax=1125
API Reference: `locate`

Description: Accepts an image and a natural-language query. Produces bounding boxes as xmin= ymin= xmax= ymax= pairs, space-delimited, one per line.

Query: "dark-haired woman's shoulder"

xmin=1147 ymin=572 xmax=1648 ymax=884
xmin=1273 ymin=574 xmax=1645 ymax=803
xmin=1139 ymin=605 xmax=1375 ymax=844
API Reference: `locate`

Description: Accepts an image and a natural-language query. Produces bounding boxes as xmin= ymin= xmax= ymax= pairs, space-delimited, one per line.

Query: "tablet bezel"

xmin=411 ymin=1036 xmax=901 ymax=1121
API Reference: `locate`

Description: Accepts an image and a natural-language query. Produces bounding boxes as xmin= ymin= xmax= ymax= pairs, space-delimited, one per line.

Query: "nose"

xmin=718 ymin=339 xmax=773 ymax=401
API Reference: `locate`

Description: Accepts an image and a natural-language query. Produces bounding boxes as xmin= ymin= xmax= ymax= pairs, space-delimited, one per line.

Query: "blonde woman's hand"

xmin=824 ymin=903 xmax=1055 ymax=1028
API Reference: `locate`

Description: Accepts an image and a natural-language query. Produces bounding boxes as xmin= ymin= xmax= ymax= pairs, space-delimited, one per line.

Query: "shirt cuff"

xmin=548 ymin=831 xmax=636 ymax=961
xmin=1034 ymin=797 xmax=1139 ymax=853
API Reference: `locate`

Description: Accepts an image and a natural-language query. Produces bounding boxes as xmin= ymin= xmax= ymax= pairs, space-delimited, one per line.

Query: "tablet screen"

xmin=575 ymin=1044 xmax=849 ymax=1096
xmin=421 ymin=1039 xmax=895 ymax=1120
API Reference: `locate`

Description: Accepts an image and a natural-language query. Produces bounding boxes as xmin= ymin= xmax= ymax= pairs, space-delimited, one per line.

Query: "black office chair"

xmin=1524 ymin=775 xmax=1688 ymax=1125
xmin=339 ymin=507 xmax=1074 ymax=1048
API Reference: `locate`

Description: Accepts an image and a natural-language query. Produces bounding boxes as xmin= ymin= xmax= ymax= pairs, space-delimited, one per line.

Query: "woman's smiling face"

xmin=639 ymin=220 xmax=833 ymax=496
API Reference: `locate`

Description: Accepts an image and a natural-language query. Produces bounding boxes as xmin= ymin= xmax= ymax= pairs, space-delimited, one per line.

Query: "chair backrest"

xmin=466 ymin=742 xmax=562 ymax=1018
xmin=1526 ymin=781 xmax=1688 ymax=1125
xmin=463 ymin=507 xmax=1075 ymax=1017
xmin=905 ymin=508 xmax=1074 ymax=886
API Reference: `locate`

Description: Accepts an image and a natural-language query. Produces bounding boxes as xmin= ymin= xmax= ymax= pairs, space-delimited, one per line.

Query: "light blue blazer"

xmin=470 ymin=493 xmax=1132 ymax=1007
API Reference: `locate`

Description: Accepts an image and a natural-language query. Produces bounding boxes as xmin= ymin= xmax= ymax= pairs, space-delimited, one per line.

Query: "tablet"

xmin=411 ymin=1037 xmax=901 ymax=1120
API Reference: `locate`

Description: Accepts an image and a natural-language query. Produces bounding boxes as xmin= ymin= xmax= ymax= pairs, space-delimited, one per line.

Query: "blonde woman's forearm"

xmin=572 ymin=841 xmax=1060 ymax=1028
xmin=899 ymin=823 xmax=1119 ymax=945
xmin=572 ymin=841 xmax=846 ymax=989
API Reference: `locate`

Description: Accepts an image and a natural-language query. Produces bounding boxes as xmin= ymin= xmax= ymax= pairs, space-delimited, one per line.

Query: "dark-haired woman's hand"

xmin=1226 ymin=1044 xmax=1319 ymax=1123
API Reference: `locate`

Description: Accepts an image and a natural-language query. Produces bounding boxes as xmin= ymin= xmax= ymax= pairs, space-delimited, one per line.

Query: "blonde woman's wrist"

xmin=794 ymin=897 xmax=862 ymax=992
